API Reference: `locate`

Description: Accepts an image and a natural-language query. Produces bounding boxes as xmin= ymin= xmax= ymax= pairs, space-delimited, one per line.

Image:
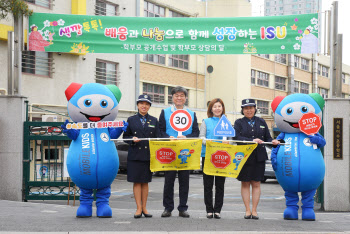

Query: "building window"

xmin=294 ymin=55 xmax=300 ymax=68
xmin=275 ymin=76 xmax=286 ymax=91
xmin=279 ymin=0 xmax=283 ymax=3
xmin=257 ymin=54 xmax=270 ymax=59
xmin=143 ymin=83 xmax=165 ymax=104
xmin=280 ymin=7 xmax=283 ymax=10
xmin=266 ymin=2 xmax=270 ymax=6
xmin=251 ymin=70 xmax=256 ymax=85
xmin=300 ymin=82 xmax=309 ymax=94
xmin=169 ymin=55 xmax=189 ymax=70
xmin=342 ymin=73 xmax=345 ymax=84
xmin=294 ymin=81 xmax=300 ymax=93
xmin=293 ymin=4 xmax=298 ymax=9
xmin=342 ymin=93 xmax=346 ymax=98
xmin=25 ymin=0 xmax=51 ymax=8
xmin=143 ymin=54 xmax=165 ymax=65
xmin=22 ymin=50 xmax=53 ymax=77
xmin=169 ymin=10 xmax=186 ymax=17
xmin=144 ymin=1 xmax=165 ymax=17
xmin=168 ymin=87 xmax=189 ymax=106
xmin=301 ymin=58 xmax=309 ymax=71
xmin=95 ymin=0 xmax=119 ymax=16
xmin=95 ymin=60 xmax=118 ymax=85
xmin=257 ymin=100 xmax=269 ymax=115
xmin=257 ymin=71 xmax=269 ymax=87
xmin=306 ymin=3 xmax=311 ymax=8
xmin=306 ymin=9 xmax=311 ymax=13
xmin=317 ymin=64 xmax=321 ymax=75
xmin=322 ymin=66 xmax=329 ymax=77
xmin=319 ymin=88 xmax=328 ymax=99
xmin=275 ymin=54 xmax=286 ymax=64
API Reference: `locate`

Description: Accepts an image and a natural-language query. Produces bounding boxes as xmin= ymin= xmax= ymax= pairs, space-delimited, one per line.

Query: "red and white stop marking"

xmin=170 ymin=109 xmax=192 ymax=136
xmin=298 ymin=112 xmax=322 ymax=135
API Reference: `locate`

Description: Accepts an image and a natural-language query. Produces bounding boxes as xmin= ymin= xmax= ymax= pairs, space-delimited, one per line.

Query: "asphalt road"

xmin=1 ymin=172 xmax=350 ymax=233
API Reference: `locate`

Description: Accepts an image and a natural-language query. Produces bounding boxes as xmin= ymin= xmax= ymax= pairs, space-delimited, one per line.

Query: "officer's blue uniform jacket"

xmin=123 ymin=113 xmax=160 ymax=161
xmin=234 ymin=116 xmax=272 ymax=163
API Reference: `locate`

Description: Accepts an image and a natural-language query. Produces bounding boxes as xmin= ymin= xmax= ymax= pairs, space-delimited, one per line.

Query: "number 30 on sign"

xmin=170 ymin=109 xmax=192 ymax=135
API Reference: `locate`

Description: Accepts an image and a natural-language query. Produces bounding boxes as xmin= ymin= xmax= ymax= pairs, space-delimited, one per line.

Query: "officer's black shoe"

xmin=161 ymin=210 xmax=172 ymax=217
xmin=179 ymin=211 xmax=190 ymax=218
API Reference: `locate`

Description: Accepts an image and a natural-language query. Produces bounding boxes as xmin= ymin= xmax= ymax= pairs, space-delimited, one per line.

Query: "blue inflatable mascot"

xmin=61 ymin=82 xmax=126 ymax=218
xmin=271 ymin=93 xmax=326 ymax=221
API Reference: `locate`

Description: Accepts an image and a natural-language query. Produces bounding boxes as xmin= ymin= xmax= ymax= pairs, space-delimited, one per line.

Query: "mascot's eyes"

xmin=301 ymin=106 xmax=309 ymax=113
xmin=286 ymin=107 xmax=294 ymax=115
xmin=100 ymin=99 xmax=108 ymax=108
xmin=84 ymin=99 xmax=92 ymax=107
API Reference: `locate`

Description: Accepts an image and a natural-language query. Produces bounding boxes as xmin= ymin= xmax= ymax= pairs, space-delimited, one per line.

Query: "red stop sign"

xmin=210 ymin=150 xmax=231 ymax=169
xmin=156 ymin=148 xmax=176 ymax=164
xmin=298 ymin=112 xmax=322 ymax=135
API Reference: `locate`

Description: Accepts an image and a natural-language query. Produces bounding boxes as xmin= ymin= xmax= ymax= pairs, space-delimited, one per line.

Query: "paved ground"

xmin=1 ymin=173 xmax=350 ymax=233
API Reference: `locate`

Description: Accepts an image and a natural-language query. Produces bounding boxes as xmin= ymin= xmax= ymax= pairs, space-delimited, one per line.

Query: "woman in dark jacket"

xmin=123 ymin=94 xmax=160 ymax=218
xmin=234 ymin=99 xmax=279 ymax=220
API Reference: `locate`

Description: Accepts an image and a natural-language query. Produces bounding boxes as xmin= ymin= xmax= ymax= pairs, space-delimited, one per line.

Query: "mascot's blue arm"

xmin=61 ymin=119 xmax=80 ymax=140
xmin=109 ymin=121 xmax=128 ymax=139
xmin=309 ymin=133 xmax=326 ymax=148
xmin=271 ymin=132 xmax=285 ymax=171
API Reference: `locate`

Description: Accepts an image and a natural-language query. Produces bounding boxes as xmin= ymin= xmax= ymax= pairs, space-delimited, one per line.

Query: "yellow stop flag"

xmin=203 ymin=141 xmax=257 ymax=178
xmin=149 ymin=139 xmax=202 ymax=172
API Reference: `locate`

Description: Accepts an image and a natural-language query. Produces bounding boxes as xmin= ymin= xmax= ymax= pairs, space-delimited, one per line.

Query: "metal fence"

xmin=23 ymin=103 xmax=79 ymax=201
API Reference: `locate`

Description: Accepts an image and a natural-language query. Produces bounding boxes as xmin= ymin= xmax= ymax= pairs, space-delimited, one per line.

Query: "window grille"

xmin=95 ymin=0 xmax=119 ymax=16
xmin=22 ymin=50 xmax=54 ymax=77
xmin=169 ymin=55 xmax=189 ymax=70
xmin=142 ymin=83 xmax=165 ymax=104
xmin=95 ymin=61 xmax=118 ymax=85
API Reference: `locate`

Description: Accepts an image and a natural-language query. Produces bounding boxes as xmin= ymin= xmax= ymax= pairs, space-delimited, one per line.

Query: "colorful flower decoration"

xmin=44 ymin=30 xmax=50 ymax=37
xmin=57 ymin=19 xmax=65 ymax=26
xmin=294 ymin=18 xmax=298 ymax=22
xmin=314 ymin=25 xmax=319 ymax=30
xmin=311 ymin=18 xmax=318 ymax=25
xmin=293 ymin=43 xmax=301 ymax=50
xmin=298 ymin=29 xmax=303 ymax=34
xmin=43 ymin=20 xmax=50 ymax=27
xmin=70 ymin=42 xmax=90 ymax=54
xmin=296 ymin=36 xmax=300 ymax=40
xmin=281 ymin=45 xmax=285 ymax=50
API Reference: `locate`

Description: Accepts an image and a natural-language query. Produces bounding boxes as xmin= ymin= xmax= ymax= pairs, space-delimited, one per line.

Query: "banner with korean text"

xmin=28 ymin=13 xmax=319 ymax=54
xmin=204 ymin=141 xmax=257 ymax=178
xmin=149 ymin=139 xmax=202 ymax=172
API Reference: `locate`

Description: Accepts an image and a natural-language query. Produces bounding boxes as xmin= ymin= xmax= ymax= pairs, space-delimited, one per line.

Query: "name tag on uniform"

xmin=260 ymin=125 xmax=265 ymax=128
xmin=149 ymin=125 xmax=155 ymax=128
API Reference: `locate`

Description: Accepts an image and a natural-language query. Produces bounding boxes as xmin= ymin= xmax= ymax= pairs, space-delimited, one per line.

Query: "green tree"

xmin=0 ymin=0 xmax=33 ymax=19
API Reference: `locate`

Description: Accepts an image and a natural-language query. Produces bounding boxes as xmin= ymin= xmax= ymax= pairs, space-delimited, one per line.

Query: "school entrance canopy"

xmin=28 ymin=13 xmax=319 ymax=55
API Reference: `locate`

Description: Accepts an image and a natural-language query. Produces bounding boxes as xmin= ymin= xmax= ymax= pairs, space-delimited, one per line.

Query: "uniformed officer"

xmin=159 ymin=86 xmax=199 ymax=218
xmin=123 ymin=94 xmax=160 ymax=218
xmin=234 ymin=98 xmax=279 ymax=220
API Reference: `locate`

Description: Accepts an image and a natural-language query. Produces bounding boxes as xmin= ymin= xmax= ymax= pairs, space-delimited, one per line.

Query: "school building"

xmin=0 ymin=0 xmax=349 ymax=136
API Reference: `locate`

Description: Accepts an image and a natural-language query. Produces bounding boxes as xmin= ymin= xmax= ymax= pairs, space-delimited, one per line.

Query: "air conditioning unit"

xmin=42 ymin=115 xmax=58 ymax=122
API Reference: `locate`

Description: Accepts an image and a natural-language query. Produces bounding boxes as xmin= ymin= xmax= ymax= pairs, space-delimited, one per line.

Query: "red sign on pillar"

xmin=298 ymin=112 xmax=322 ymax=135
xmin=156 ymin=148 xmax=176 ymax=164
xmin=210 ymin=150 xmax=231 ymax=169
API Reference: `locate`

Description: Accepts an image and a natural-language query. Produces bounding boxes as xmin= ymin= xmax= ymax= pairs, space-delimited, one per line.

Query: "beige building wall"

xmin=140 ymin=0 xmax=252 ymax=125
xmin=0 ymin=0 xmax=137 ymax=120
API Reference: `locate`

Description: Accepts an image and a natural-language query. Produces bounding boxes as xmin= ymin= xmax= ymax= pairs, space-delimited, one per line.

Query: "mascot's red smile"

xmin=283 ymin=120 xmax=299 ymax=128
xmin=80 ymin=112 xmax=110 ymax=122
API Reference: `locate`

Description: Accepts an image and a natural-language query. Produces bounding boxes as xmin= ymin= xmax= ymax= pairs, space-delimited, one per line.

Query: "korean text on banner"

xmin=149 ymin=139 xmax=202 ymax=172
xmin=204 ymin=141 xmax=257 ymax=178
xmin=28 ymin=13 xmax=319 ymax=55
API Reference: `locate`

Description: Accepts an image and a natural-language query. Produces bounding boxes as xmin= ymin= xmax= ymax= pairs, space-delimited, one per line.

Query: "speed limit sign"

xmin=170 ymin=109 xmax=192 ymax=134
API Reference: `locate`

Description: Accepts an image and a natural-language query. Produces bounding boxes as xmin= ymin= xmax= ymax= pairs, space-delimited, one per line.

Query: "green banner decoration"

xmin=28 ymin=13 xmax=319 ymax=54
